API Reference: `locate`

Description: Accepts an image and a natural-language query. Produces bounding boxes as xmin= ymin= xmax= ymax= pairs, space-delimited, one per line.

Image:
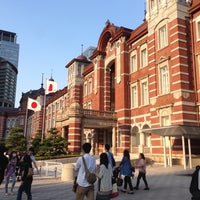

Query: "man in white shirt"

xmin=74 ymin=143 xmax=96 ymax=200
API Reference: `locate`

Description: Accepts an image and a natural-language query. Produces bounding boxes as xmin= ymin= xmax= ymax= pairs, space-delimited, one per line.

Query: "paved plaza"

xmin=0 ymin=164 xmax=194 ymax=200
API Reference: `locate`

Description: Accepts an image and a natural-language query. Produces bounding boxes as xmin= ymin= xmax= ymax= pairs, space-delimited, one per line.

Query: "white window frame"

xmin=84 ymin=81 xmax=87 ymax=96
xmin=196 ymin=17 xmax=200 ymax=41
xmin=159 ymin=63 xmax=170 ymax=95
xmin=140 ymin=44 xmax=148 ymax=68
xmin=141 ymin=78 xmax=149 ymax=106
xmin=131 ymin=82 xmax=138 ymax=108
xmin=88 ymin=78 xmax=92 ymax=94
xmin=130 ymin=50 xmax=137 ymax=73
xmin=159 ymin=25 xmax=168 ymax=49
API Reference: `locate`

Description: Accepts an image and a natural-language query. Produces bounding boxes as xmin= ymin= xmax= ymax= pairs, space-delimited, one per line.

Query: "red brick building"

xmin=41 ymin=0 xmax=200 ymax=167
xmin=1 ymin=0 xmax=200 ymax=168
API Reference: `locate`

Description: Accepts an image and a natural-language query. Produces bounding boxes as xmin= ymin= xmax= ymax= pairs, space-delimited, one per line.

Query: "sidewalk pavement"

xmin=0 ymin=165 xmax=194 ymax=200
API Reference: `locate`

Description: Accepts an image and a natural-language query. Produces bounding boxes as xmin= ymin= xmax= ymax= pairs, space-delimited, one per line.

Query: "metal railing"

xmin=37 ymin=161 xmax=63 ymax=178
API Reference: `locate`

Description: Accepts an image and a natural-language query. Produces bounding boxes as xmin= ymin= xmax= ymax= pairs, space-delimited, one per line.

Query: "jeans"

xmin=123 ymin=176 xmax=133 ymax=191
xmin=16 ymin=178 xmax=32 ymax=200
xmin=136 ymin=172 xmax=149 ymax=188
xmin=5 ymin=174 xmax=16 ymax=193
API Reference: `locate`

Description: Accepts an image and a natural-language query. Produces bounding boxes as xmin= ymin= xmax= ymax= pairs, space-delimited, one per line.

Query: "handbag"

xmin=110 ymin=183 xmax=119 ymax=198
xmin=116 ymin=177 xmax=123 ymax=187
xmin=22 ymin=167 xmax=33 ymax=177
xmin=82 ymin=157 xmax=97 ymax=184
xmin=72 ymin=176 xmax=78 ymax=193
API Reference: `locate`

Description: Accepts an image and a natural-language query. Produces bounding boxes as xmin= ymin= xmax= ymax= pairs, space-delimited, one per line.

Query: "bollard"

xmin=55 ymin=167 xmax=57 ymax=178
xmin=39 ymin=166 xmax=42 ymax=176
xmin=61 ymin=163 xmax=76 ymax=181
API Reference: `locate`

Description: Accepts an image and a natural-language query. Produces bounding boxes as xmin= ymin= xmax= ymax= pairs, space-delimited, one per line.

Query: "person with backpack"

xmin=74 ymin=143 xmax=96 ymax=200
xmin=105 ymin=144 xmax=116 ymax=171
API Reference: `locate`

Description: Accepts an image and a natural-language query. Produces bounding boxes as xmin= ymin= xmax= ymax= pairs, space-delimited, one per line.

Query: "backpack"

xmin=108 ymin=152 xmax=116 ymax=167
xmin=82 ymin=157 xmax=97 ymax=184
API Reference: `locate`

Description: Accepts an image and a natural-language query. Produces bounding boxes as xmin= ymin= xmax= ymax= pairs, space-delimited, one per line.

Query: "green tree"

xmin=34 ymin=127 xmax=69 ymax=156
xmin=31 ymin=130 xmax=42 ymax=155
xmin=5 ymin=128 xmax=26 ymax=152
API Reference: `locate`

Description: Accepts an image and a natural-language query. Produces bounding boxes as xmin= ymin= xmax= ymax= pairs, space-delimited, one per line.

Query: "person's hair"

xmin=100 ymin=153 xmax=109 ymax=168
xmin=82 ymin=143 xmax=92 ymax=153
xmin=105 ymin=144 xmax=110 ymax=151
xmin=123 ymin=149 xmax=130 ymax=160
xmin=29 ymin=147 xmax=34 ymax=154
xmin=140 ymin=153 xmax=145 ymax=160
xmin=0 ymin=146 xmax=6 ymax=154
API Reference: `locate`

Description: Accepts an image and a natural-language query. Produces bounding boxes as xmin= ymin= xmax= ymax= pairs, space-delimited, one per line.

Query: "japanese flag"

xmin=45 ymin=80 xmax=58 ymax=94
xmin=27 ymin=98 xmax=41 ymax=112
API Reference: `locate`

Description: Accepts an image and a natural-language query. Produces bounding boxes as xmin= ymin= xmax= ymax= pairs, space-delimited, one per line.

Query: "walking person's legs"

xmin=121 ymin=176 xmax=128 ymax=192
xmin=127 ymin=176 xmax=134 ymax=194
xmin=142 ymin=173 xmax=149 ymax=190
xmin=10 ymin=174 xmax=16 ymax=193
xmin=5 ymin=176 xmax=9 ymax=194
xmin=86 ymin=186 xmax=94 ymax=200
xmin=134 ymin=172 xmax=142 ymax=189
xmin=16 ymin=184 xmax=24 ymax=200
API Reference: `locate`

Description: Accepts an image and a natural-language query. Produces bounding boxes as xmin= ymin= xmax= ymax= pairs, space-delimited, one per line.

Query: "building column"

xmin=188 ymin=137 xmax=192 ymax=169
xmin=169 ymin=137 xmax=172 ymax=167
xmin=112 ymin=127 xmax=116 ymax=155
xmin=182 ymin=136 xmax=186 ymax=169
xmin=163 ymin=136 xmax=167 ymax=168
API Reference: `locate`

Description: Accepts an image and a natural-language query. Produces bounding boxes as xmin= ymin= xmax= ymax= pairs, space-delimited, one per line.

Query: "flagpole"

xmin=24 ymin=98 xmax=29 ymax=147
xmin=41 ymin=91 xmax=46 ymax=143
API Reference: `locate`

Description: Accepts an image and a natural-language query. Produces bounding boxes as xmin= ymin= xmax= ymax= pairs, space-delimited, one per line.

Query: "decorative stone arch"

xmin=141 ymin=124 xmax=151 ymax=150
xmin=97 ymin=21 xmax=116 ymax=52
xmin=130 ymin=125 xmax=140 ymax=153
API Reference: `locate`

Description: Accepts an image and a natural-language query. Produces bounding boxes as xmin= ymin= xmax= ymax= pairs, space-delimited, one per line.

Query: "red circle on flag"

xmin=31 ymin=102 xmax=37 ymax=109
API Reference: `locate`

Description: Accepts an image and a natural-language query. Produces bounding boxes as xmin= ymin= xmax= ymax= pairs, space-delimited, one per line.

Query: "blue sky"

xmin=1 ymin=0 xmax=145 ymax=107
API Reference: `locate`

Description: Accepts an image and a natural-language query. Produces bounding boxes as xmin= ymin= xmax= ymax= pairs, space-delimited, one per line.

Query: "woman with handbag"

xmin=96 ymin=153 xmax=113 ymax=200
xmin=134 ymin=153 xmax=149 ymax=190
xmin=16 ymin=154 xmax=33 ymax=200
xmin=119 ymin=149 xmax=134 ymax=194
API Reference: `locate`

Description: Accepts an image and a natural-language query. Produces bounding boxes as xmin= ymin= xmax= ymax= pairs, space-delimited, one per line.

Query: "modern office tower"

xmin=0 ymin=30 xmax=19 ymax=108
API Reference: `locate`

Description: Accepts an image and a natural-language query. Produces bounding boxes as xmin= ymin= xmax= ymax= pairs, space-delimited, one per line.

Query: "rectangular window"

xmin=88 ymin=79 xmax=92 ymax=94
xmin=84 ymin=82 xmax=87 ymax=96
xmin=159 ymin=25 xmax=167 ymax=49
xmin=141 ymin=80 xmax=149 ymax=105
xmin=141 ymin=48 xmax=147 ymax=67
xmin=197 ymin=21 xmax=200 ymax=41
xmin=160 ymin=65 xmax=170 ymax=94
xmin=131 ymin=84 xmax=138 ymax=108
xmin=130 ymin=54 xmax=137 ymax=73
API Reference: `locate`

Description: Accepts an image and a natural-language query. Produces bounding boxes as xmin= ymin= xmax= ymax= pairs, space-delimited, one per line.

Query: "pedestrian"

xmin=0 ymin=146 xmax=8 ymax=185
xmin=16 ymin=154 xmax=33 ymax=200
xmin=74 ymin=143 xmax=96 ymax=200
xmin=105 ymin=144 xmax=116 ymax=171
xmin=96 ymin=153 xmax=113 ymax=200
xmin=190 ymin=165 xmax=200 ymax=200
xmin=134 ymin=153 xmax=149 ymax=190
xmin=5 ymin=151 xmax=17 ymax=195
xmin=119 ymin=149 xmax=134 ymax=194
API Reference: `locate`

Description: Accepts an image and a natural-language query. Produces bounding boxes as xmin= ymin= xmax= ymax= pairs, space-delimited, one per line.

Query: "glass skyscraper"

xmin=0 ymin=30 xmax=19 ymax=108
